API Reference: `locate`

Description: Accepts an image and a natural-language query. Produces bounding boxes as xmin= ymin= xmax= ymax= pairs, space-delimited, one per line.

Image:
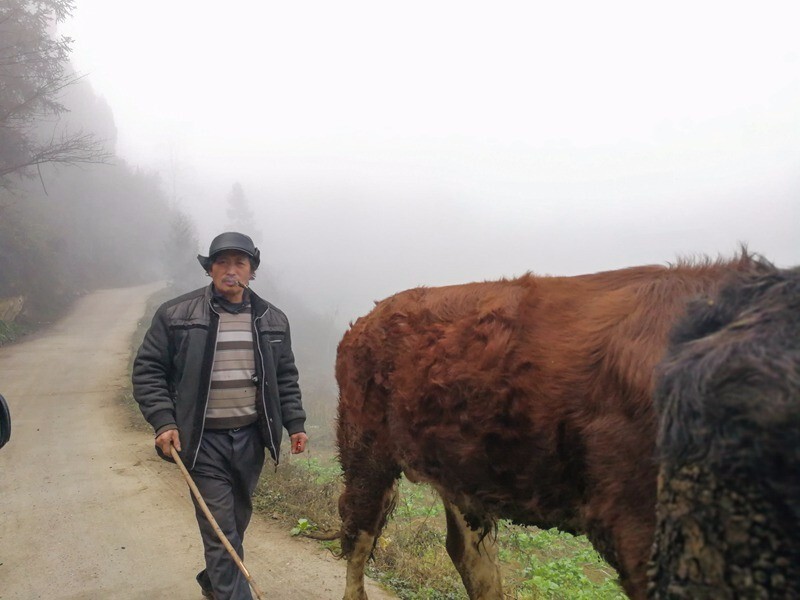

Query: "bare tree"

xmin=0 ymin=0 xmax=109 ymax=186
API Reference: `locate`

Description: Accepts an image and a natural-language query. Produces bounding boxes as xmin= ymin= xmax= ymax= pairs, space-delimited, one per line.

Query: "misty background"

xmin=62 ymin=1 xmax=799 ymax=315
xmin=2 ymin=1 xmax=799 ymax=430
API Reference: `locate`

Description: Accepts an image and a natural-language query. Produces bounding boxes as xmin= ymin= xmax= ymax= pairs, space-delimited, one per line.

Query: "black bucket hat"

xmin=197 ymin=232 xmax=261 ymax=271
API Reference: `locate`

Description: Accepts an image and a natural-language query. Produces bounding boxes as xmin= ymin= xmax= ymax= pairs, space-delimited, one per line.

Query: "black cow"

xmin=651 ymin=264 xmax=800 ymax=598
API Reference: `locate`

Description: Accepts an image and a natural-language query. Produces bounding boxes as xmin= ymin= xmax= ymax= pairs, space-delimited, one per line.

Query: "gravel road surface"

xmin=0 ymin=284 xmax=393 ymax=600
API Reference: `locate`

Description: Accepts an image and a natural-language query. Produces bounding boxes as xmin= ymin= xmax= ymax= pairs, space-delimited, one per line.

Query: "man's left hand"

xmin=290 ymin=432 xmax=308 ymax=454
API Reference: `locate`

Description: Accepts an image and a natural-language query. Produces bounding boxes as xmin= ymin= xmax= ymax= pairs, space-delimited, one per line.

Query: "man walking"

xmin=132 ymin=231 xmax=308 ymax=599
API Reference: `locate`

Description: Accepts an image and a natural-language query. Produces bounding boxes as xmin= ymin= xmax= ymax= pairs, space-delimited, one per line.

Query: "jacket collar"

xmin=204 ymin=283 xmax=269 ymax=317
xmin=211 ymin=285 xmax=250 ymax=314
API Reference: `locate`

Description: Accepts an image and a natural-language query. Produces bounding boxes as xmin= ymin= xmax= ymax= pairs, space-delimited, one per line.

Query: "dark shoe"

xmin=196 ymin=570 xmax=215 ymax=600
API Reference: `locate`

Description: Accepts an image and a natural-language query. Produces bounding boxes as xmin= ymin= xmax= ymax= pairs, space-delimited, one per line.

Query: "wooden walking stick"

xmin=170 ymin=446 xmax=265 ymax=600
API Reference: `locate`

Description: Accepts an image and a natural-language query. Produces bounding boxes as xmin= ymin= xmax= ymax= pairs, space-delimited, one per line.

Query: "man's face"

xmin=209 ymin=250 xmax=253 ymax=300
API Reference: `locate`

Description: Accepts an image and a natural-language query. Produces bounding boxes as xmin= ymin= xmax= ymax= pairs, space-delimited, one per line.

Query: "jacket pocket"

xmin=259 ymin=329 xmax=285 ymax=344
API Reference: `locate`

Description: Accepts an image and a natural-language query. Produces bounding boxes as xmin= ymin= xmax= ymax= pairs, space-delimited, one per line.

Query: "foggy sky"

xmin=62 ymin=1 xmax=800 ymax=325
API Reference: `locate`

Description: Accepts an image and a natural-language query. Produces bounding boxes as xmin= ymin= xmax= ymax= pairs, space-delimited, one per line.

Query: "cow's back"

xmin=337 ymin=261 xmax=755 ymax=530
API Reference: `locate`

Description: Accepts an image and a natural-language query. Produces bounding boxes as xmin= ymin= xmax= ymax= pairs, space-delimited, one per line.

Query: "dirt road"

xmin=0 ymin=284 xmax=394 ymax=600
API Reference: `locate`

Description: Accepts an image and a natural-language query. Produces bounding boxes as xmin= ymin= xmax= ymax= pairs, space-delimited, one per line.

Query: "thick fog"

xmin=61 ymin=1 xmax=800 ymax=326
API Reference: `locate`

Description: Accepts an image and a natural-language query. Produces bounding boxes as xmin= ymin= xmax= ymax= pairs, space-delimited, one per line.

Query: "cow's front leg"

xmin=442 ymin=497 xmax=503 ymax=600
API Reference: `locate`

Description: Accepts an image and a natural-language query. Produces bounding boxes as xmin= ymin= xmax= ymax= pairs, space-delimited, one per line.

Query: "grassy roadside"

xmin=119 ymin=284 xmax=174 ymax=429
xmin=255 ymin=454 xmax=626 ymax=600
xmin=0 ymin=290 xmax=93 ymax=347
xmin=0 ymin=320 xmax=30 ymax=346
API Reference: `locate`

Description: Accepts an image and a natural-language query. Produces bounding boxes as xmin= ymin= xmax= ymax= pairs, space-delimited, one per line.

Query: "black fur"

xmin=651 ymin=262 xmax=800 ymax=597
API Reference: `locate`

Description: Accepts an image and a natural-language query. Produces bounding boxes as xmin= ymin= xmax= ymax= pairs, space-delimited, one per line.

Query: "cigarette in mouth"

xmin=236 ymin=281 xmax=249 ymax=289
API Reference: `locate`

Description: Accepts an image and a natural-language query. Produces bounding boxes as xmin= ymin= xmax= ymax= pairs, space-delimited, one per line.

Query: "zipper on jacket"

xmin=254 ymin=306 xmax=279 ymax=464
xmin=192 ymin=299 xmax=221 ymax=469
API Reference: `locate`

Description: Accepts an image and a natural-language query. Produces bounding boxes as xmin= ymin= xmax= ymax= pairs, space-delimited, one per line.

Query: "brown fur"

xmin=336 ymin=253 xmax=766 ymax=599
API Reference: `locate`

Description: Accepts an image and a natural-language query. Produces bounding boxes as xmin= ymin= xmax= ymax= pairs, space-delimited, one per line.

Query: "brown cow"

xmin=335 ymin=253 xmax=767 ymax=600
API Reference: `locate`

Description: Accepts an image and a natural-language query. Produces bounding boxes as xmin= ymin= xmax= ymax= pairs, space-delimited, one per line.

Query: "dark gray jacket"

xmin=132 ymin=285 xmax=305 ymax=469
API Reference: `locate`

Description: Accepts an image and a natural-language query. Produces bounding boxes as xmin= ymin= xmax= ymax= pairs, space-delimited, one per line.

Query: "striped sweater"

xmin=205 ymin=307 xmax=258 ymax=430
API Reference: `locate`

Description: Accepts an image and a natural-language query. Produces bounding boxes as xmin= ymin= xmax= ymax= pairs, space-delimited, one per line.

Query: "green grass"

xmin=0 ymin=320 xmax=29 ymax=346
xmin=499 ymin=527 xmax=625 ymax=600
xmin=117 ymin=284 xmax=176 ymax=427
xmin=256 ymin=454 xmax=626 ymax=600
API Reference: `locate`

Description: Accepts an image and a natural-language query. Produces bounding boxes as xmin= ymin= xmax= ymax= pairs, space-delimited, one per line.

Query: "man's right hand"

xmin=155 ymin=429 xmax=181 ymax=456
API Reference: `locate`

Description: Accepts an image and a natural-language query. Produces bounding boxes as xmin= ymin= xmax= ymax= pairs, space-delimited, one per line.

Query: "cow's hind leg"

xmin=442 ymin=497 xmax=503 ymax=600
xmin=338 ymin=447 xmax=400 ymax=600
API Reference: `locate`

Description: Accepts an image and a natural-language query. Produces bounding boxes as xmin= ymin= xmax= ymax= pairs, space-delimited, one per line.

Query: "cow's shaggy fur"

xmin=650 ymin=264 xmax=800 ymax=598
xmin=335 ymin=253 xmax=767 ymax=600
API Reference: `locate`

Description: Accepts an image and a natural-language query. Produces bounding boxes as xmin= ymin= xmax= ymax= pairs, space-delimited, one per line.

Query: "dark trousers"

xmin=190 ymin=424 xmax=265 ymax=600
